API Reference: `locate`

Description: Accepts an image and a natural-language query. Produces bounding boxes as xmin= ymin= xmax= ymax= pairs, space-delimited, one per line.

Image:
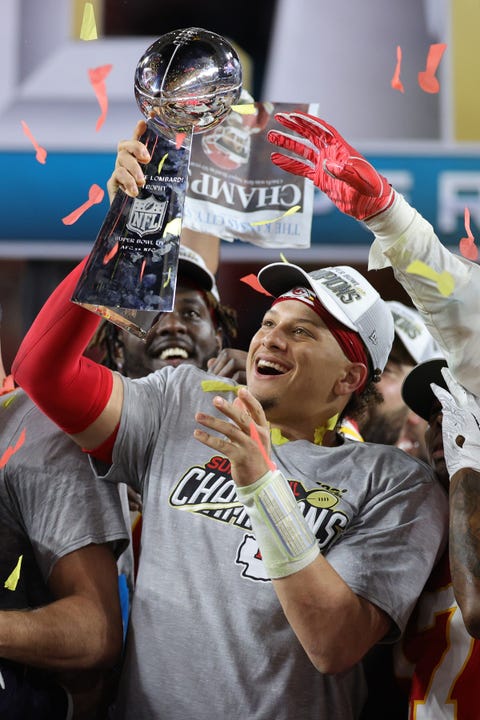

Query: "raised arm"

xmin=267 ymin=111 xmax=480 ymax=397
xmin=365 ymin=195 xmax=480 ymax=397
xmin=12 ymin=259 xmax=123 ymax=453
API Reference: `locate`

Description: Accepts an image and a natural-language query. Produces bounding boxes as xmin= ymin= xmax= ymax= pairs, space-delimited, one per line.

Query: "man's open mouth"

xmin=159 ymin=347 xmax=190 ymax=361
xmin=256 ymin=359 xmax=289 ymax=376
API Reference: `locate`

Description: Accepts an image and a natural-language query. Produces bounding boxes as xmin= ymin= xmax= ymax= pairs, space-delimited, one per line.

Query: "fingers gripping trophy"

xmin=72 ymin=28 xmax=242 ymax=337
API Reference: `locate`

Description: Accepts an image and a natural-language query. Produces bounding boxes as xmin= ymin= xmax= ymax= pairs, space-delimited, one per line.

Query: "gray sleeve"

xmin=325 ymin=463 xmax=448 ymax=640
xmin=92 ymin=369 xmax=171 ymax=494
xmin=8 ymin=433 xmax=129 ymax=581
xmin=367 ymin=193 xmax=480 ymax=397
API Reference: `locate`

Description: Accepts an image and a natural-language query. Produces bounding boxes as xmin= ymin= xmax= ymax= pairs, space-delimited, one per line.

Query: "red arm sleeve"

xmin=12 ymin=259 xmax=114 ymax=435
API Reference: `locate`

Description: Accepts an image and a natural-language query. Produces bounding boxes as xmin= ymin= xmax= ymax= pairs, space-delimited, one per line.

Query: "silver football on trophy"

xmin=134 ymin=27 xmax=243 ymax=134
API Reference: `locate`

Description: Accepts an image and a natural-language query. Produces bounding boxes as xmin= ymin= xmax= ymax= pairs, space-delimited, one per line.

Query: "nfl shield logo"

xmin=126 ymin=195 xmax=167 ymax=237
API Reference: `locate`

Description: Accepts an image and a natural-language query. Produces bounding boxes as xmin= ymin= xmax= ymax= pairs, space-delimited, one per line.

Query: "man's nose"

xmin=151 ymin=311 xmax=187 ymax=335
xmin=262 ymin=326 xmax=287 ymax=350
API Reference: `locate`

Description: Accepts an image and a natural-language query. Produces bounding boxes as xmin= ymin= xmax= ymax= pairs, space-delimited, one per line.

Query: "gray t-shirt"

xmin=0 ymin=389 xmax=129 ymax=610
xmin=100 ymin=365 xmax=448 ymax=720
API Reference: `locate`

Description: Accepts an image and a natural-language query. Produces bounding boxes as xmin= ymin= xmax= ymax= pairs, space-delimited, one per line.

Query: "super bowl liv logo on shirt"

xmin=169 ymin=457 xmax=349 ymax=582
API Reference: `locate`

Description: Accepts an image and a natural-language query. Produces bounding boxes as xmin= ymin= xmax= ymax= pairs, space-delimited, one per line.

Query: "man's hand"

xmin=194 ymin=387 xmax=272 ymax=486
xmin=106 ymin=120 xmax=151 ymax=204
xmin=207 ymin=349 xmax=248 ymax=384
xmin=267 ymin=112 xmax=394 ymax=221
xmin=431 ymin=368 xmax=480 ymax=479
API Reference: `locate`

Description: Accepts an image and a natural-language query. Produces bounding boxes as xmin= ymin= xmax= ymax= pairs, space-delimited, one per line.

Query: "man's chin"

xmin=251 ymin=391 xmax=278 ymax=414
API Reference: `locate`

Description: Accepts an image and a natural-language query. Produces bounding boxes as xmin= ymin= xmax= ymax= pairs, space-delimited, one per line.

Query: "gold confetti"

xmin=5 ymin=555 xmax=23 ymax=591
xmin=163 ymin=266 xmax=172 ymax=288
xmin=163 ymin=218 xmax=182 ymax=237
xmin=2 ymin=394 xmax=17 ymax=409
xmin=250 ymin=205 xmax=301 ymax=227
xmin=406 ymin=260 xmax=454 ymax=297
xmin=157 ymin=152 xmax=168 ymax=174
xmin=231 ymin=104 xmax=256 ymax=115
xmin=80 ymin=2 xmax=98 ymax=41
xmin=270 ymin=427 xmax=289 ymax=446
xmin=201 ymin=380 xmax=241 ymax=394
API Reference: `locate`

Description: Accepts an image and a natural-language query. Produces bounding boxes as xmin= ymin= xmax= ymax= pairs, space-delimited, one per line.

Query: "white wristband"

xmin=236 ymin=469 xmax=320 ymax=578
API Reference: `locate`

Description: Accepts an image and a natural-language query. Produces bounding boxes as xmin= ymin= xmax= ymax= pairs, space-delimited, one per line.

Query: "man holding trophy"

xmin=12 ymin=28 xmax=448 ymax=720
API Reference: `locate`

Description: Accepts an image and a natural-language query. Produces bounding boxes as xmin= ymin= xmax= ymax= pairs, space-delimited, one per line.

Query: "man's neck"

xmin=270 ymin=418 xmax=341 ymax=446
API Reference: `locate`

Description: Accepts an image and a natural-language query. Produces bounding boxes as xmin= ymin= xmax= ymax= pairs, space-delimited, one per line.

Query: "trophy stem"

xmin=71 ymin=120 xmax=193 ymax=338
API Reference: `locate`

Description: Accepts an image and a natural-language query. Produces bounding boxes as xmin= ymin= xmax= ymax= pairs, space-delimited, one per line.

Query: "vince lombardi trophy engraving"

xmin=71 ymin=28 xmax=242 ymax=337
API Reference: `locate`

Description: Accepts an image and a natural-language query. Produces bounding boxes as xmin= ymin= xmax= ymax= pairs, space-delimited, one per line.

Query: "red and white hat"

xmin=257 ymin=263 xmax=394 ymax=373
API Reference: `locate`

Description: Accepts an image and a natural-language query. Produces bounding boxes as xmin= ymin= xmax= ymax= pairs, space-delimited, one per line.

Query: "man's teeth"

xmin=257 ymin=359 xmax=287 ymax=373
xmin=160 ymin=347 xmax=189 ymax=360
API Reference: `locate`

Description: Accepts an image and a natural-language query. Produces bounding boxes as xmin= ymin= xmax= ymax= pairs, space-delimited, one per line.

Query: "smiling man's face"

xmin=246 ymin=299 xmax=355 ymax=435
xmin=118 ymin=285 xmax=222 ymax=378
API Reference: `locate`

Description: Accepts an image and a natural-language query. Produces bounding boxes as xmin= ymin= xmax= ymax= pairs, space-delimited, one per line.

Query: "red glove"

xmin=267 ymin=112 xmax=394 ymax=221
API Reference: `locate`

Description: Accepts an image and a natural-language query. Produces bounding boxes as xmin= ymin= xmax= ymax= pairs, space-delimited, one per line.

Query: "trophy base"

xmin=71 ymin=302 xmax=161 ymax=339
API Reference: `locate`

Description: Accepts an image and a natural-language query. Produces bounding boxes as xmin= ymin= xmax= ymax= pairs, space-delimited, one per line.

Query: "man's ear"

xmin=334 ymin=363 xmax=368 ymax=397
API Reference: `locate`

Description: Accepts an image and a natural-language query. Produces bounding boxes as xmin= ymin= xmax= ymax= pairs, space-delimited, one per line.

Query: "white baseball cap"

xmin=387 ymin=301 xmax=444 ymax=364
xmin=178 ymin=246 xmax=219 ymax=301
xmin=257 ymin=263 xmax=394 ymax=373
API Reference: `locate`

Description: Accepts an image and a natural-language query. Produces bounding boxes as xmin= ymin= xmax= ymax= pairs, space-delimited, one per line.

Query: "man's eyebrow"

xmin=177 ymin=294 xmax=205 ymax=305
xmin=264 ymin=306 xmax=324 ymax=327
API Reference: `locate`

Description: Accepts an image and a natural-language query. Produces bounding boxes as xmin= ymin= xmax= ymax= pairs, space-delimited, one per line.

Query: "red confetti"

xmin=418 ymin=43 xmax=447 ymax=94
xmin=391 ymin=45 xmax=405 ymax=93
xmin=103 ymin=241 xmax=119 ymax=265
xmin=249 ymin=421 xmax=276 ymax=471
xmin=0 ymin=428 xmax=26 ymax=468
xmin=20 ymin=121 xmax=47 ymax=164
xmin=139 ymin=258 xmax=146 ymax=282
xmin=0 ymin=376 xmax=15 ymax=396
xmin=62 ymin=184 xmax=104 ymax=225
xmin=459 ymin=207 xmax=478 ymax=261
xmin=175 ymin=132 xmax=186 ymax=149
xmin=240 ymin=274 xmax=272 ymax=296
xmin=88 ymin=64 xmax=113 ymax=132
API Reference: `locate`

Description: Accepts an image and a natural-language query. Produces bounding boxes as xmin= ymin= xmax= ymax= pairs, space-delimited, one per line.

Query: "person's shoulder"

xmin=126 ymin=364 xmax=208 ymax=386
xmin=359 ymin=438 xmax=428 ymax=465
xmin=0 ymin=388 xmax=45 ymax=443
xmin=352 ymin=438 xmax=437 ymax=481
xmin=140 ymin=364 xmax=238 ymax=390
xmin=1 ymin=389 xmax=92 ymax=470
xmin=0 ymin=387 xmax=33 ymax=418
